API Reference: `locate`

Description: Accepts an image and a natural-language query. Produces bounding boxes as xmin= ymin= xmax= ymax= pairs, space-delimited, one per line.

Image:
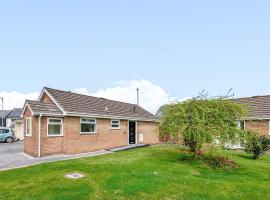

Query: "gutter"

xmin=31 ymin=112 xmax=159 ymax=122
xmin=240 ymin=117 xmax=270 ymax=120
xmin=38 ymin=114 xmax=42 ymax=158
xmin=65 ymin=112 xmax=160 ymax=122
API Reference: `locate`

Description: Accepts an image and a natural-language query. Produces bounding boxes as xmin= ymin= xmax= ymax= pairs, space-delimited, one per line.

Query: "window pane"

xmin=81 ymin=123 xmax=95 ymax=133
xmin=26 ymin=118 xmax=31 ymax=135
xmin=48 ymin=124 xmax=61 ymax=135
xmin=240 ymin=121 xmax=245 ymax=129
xmin=112 ymin=124 xmax=119 ymax=128
xmin=111 ymin=120 xmax=120 ymax=128
xmin=49 ymin=119 xmax=62 ymax=123
xmin=81 ymin=118 xmax=95 ymax=123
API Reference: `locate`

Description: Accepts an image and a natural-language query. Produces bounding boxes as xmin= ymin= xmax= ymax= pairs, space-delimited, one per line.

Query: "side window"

xmin=3 ymin=129 xmax=9 ymax=133
xmin=26 ymin=117 xmax=32 ymax=136
xmin=240 ymin=121 xmax=245 ymax=129
xmin=111 ymin=119 xmax=120 ymax=129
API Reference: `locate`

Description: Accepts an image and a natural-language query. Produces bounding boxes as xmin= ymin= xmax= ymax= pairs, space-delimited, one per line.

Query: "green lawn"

xmin=0 ymin=145 xmax=270 ymax=200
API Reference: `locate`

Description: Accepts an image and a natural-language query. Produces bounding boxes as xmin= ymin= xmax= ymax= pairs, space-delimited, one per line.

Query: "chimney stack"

xmin=136 ymin=88 xmax=139 ymax=105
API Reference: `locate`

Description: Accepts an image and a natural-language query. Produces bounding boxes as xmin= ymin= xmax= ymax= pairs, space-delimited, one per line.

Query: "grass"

xmin=0 ymin=145 xmax=270 ymax=200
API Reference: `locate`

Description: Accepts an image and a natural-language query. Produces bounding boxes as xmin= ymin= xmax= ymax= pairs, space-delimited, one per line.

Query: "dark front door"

xmin=129 ymin=121 xmax=136 ymax=144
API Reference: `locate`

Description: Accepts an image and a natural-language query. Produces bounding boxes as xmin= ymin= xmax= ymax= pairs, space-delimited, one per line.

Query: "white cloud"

xmin=72 ymin=87 xmax=90 ymax=95
xmin=0 ymin=91 xmax=39 ymax=110
xmin=1 ymin=80 xmax=187 ymax=114
xmin=74 ymin=80 xmax=178 ymax=114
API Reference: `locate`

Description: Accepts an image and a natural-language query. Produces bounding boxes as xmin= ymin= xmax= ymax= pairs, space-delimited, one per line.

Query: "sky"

xmin=0 ymin=1 xmax=270 ymax=113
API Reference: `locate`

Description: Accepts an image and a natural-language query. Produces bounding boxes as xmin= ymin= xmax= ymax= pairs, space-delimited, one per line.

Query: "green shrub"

xmin=205 ymin=155 xmax=237 ymax=168
xmin=244 ymin=132 xmax=270 ymax=159
xmin=180 ymin=152 xmax=237 ymax=168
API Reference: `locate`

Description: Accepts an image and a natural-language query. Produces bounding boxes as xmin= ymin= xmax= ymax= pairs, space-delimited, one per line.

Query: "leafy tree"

xmin=159 ymin=91 xmax=246 ymax=154
xmin=244 ymin=132 xmax=270 ymax=159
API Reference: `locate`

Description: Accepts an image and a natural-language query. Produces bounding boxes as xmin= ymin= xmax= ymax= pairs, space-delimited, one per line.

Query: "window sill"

xmin=80 ymin=132 xmax=97 ymax=135
xmin=110 ymin=128 xmax=121 ymax=130
xmin=25 ymin=135 xmax=32 ymax=137
xmin=47 ymin=135 xmax=64 ymax=137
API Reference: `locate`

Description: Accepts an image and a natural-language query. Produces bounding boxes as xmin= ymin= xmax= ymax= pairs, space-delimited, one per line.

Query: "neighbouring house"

xmin=0 ymin=110 xmax=11 ymax=127
xmin=6 ymin=108 xmax=24 ymax=140
xmin=22 ymin=87 xmax=160 ymax=157
xmin=232 ymin=95 xmax=270 ymax=136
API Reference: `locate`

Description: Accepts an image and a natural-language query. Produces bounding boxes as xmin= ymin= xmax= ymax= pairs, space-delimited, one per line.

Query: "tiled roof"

xmin=45 ymin=87 xmax=157 ymax=121
xmin=0 ymin=110 xmax=12 ymax=118
xmin=6 ymin=108 xmax=23 ymax=119
xmin=26 ymin=100 xmax=63 ymax=115
xmin=231 ymin=95 xmax=270 ymax=119
xmin=24 ymin=87 xmax=158 ymax=121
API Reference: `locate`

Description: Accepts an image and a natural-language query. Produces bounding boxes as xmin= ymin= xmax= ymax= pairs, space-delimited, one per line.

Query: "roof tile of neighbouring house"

xmin=26 ymin=100 xmax=63 ymax=115
xmin=231 ymin=95 xmax=270 ymax=119
xmin=44 ymin=87 xmax=158 ymax=121
xmin=6 ymin=108 xmax=23 ymax=119
xmin=0 ymin=110 xmax=12 ymax=119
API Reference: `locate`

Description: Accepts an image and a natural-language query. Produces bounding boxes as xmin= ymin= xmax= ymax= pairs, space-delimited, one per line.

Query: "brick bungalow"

xmin=233 ymin=95 xmax=270 ymax=136
xmin=22 ymin=87 xmax=159 ymax=157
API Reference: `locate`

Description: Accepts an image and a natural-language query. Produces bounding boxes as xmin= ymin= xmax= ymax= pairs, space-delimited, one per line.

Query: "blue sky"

xmin=0 ymin=1 xmax=270 ymax=112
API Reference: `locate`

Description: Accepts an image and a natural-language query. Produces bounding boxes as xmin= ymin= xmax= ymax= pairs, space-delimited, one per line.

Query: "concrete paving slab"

xmin=0 ymin=142 xmax=149 ymax=171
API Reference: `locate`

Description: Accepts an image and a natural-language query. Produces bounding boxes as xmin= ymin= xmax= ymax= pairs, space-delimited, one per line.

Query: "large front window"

xmin=80 ymin=118 xmax=96 ymax=133
xmin=47 ymin=118 xmax=63 ymax=136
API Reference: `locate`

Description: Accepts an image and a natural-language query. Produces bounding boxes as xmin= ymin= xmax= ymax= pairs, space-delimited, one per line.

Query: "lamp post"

xmin=0 ymin=97 xmax=3 ymax=127
xmin=136 ymin=88 xmax=139 ymax=106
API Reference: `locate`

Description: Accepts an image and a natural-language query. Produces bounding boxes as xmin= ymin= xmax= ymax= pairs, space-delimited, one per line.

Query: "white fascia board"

xmin=33 ymin=113 xmax=65 ymax=117
xmin=241 ymin=117 xmax=270 ymax=120
xmin=32 ymin=111 xmax=159 ymax=122
xmin=21 ymin=103 xmax=34 ymax=117
xmin=65 ymin=112 xmax=159 ymax=122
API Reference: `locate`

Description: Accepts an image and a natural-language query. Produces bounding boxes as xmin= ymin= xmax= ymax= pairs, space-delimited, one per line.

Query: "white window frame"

xmin=80 ymin=118 xmax=97 ymax=134
xmin=111 ymin=119 xmax=120 ymax=129
xmin=47 ymin=118 xmax=63 ymax=137
xmin=237 ymin=120 xmax=245 ymax=130
xmin=269 ymin=120 xmax=270 ymax=135
xmin=25 ymin=117 xmax=32 ymax=137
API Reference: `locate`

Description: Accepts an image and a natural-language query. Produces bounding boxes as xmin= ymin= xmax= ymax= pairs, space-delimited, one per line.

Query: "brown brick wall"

xmin=24 ymin=90 xmax=160 ymax=157
xmin=23 ymin=107 xmax=38 ymax=157
xmin=137 ymin=121 xmax=159 ymax=144
xmin=245 ymin=120 xmax=269 ymax=136
xmin=40 ymin=117 xmax=64 ymax=156
xmin=61 ymin=117 xmax=129 ymax=155
xmin=39 ymin=117 xmax=129 ymax=156
xmin=24 ymin=115 xmax=160 ymax=157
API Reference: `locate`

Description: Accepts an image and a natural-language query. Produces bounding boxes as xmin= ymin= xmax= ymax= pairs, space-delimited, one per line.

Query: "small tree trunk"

xmin=253 ymin=150 xmax=260 ymax=159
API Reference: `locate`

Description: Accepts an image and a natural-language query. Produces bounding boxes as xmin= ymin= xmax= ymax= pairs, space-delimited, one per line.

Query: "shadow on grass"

xmin=236 ymin=154 xmax=254 ymax=160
